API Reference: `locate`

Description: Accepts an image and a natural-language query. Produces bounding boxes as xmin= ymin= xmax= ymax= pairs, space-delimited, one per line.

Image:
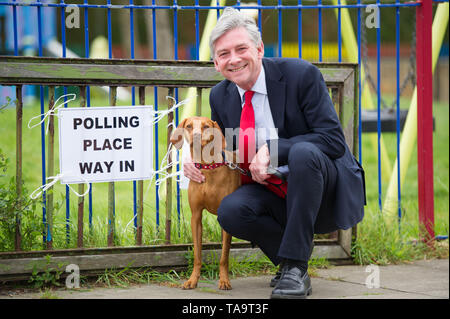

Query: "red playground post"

xmin=416 ymin=0 xmax=435 ymax=244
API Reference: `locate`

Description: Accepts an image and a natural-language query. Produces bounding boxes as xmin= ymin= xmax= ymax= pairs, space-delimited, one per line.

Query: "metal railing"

xmin=0 ymin=0 xmax=445 ymax=251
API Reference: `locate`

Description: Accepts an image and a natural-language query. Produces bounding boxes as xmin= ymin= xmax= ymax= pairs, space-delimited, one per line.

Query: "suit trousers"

xmin=217 ymin=142 xmax=338 ymax=265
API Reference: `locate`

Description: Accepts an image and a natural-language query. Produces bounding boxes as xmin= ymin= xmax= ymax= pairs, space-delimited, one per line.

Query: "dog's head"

xmin=169 ymin=117 xmax=226 ymax=163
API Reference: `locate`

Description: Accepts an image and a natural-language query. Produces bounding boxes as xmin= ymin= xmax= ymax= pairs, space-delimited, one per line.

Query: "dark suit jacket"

xmin=210 ymin=57 xmax=365 ymax=230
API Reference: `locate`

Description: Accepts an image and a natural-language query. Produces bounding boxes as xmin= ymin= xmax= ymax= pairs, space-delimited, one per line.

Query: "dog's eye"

xmin=203 ymin=125 xmax=209 ymax=129
xmin=186 ymin=124 xmax=192 ymax=129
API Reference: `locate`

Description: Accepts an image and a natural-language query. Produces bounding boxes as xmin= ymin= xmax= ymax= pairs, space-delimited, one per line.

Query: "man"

xmin=183 ymin=7 xmax=366 ymax=299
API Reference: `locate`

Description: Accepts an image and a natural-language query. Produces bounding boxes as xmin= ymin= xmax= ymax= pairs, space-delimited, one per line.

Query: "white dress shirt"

xmin=236 ymin=65 xmax=279 ymax=150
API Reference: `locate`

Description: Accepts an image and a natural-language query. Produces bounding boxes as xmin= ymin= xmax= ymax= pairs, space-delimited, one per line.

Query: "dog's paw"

xmin=182 ymin=279 xmax=198 ymax=290
xmin=218 ymin=279 xmax=232 ymax=290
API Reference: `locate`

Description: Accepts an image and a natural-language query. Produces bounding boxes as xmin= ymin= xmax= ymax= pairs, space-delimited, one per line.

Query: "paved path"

xmin=1 ymin=258 xmax=448 ymax=299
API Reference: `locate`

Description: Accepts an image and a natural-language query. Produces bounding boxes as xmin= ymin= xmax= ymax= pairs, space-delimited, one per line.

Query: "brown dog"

xmin=170 ymin=116 xmax=241 ymax=290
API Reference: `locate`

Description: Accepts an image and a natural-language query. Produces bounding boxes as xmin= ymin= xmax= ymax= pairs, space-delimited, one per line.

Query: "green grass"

xmin=80 ymin=253 xmax=329 ymax=289
xmin=93 ymin=250 xmax=279 ymax=289
xmin=0 ymin=87 xmax=448 ymax=266
xmin=361 ymin=98 xmax=449 ymax=230
xmin=0 ymin=86 xmax=219 ymax=250
xmin=354 ymin=96 xmax=449 ymax=264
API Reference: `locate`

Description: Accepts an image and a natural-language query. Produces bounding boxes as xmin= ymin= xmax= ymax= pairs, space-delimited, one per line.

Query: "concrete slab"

xmin=313 ymin=258 xmax=449 ymax=299
xmin=1 ymin=258 xmax=448 ymax=300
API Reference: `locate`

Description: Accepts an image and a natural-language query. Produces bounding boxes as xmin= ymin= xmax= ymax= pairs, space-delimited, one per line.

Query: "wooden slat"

xmin=165 ymin=88 xmax=175 ymax=244
xmin=136 ymin=86 xmax=146 ymax=246
xmin=77 ymin=86 xmax=86 ymax=248
xmin=338 ymin=228 xmax=353 ymax=258
xmin=107 ymin=87 xmax=117 ymax=247
xmin=196 ymin=87 xmax=202 ymax=116
xmin=15 ymin=86 xmax=23 ymax=252
xmin=0 ymin=56 xmax=356 ymax=87
xmin=0 ymin=57 xmax=223 ymax=87
xmin=0 ymin=247 xmax=263 ymax=278
xmin=336 ymin=64 xmax=357 ymax=162
xmin=0 ymin=243 xmax=348 ymax=279
xmin=0 ymin=242 xmax=253 ymax=259
xmin=46 ymin=86 xmax=55 ymax=250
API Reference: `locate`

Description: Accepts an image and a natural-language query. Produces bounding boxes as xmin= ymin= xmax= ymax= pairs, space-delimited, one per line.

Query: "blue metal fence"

xmin=0 ymin=0 xmax=446 ymax=247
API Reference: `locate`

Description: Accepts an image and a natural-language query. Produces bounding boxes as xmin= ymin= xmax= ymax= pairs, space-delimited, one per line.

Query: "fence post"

xmin=15 ymin=85 xmax=23 ymax=251
xmin=196 ymin=88 xmax=202 ymax=116
xmin=136 ymin=86 xmax=145 ymax=246
xmin=416 ymin=0 xmax=435 ymax=243
xmin=77 ymin=86 xmax=86 ymax=248
xmin=166 ymin=88 xmax=175 ymax=244
xmin=108 ymin=86 xmax=117 ymax=246
xmin=46 ymin=86 xmax=55 ymax=250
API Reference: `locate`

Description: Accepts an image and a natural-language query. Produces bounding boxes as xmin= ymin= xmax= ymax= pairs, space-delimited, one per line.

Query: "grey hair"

xmin=209 ymin=7 xmax=262 ymax=59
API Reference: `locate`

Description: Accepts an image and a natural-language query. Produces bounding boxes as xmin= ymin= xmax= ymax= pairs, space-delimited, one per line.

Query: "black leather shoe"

xmin=270 ymin=243 xmax=314 ymax=288
xmin=270 ymin=261 xmax=284 ymax=287
xmin=270 ymin=270 xmax=282 ymax=287
xmin=270 ymin=263 xmax=312 ymax=299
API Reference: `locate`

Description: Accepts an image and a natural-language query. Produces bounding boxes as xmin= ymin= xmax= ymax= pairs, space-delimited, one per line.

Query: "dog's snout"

xmin=193 ymin=132 xmax=202 ymax=140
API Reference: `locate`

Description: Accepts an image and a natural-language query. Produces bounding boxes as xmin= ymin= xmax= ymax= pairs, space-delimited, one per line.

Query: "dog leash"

xmin=221 ymin=151 xmax=287 ymax=183
xmin=220 ymin=151 xmax=288 ymax=198
xmin=192 ymin=153 xmax=251 ymax=177
xmin=221 ymin=151 xmax=252 ymax=177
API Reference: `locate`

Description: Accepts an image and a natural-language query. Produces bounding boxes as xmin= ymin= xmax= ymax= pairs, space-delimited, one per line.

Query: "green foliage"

xmin=0 ymin=149 xmax=42 ymax=251
xmin=351 ymin=210 xmax=449 ymax=265
xmin=96 ymin=265 xmax=182 ymax=288
xmin=39 ymin=288 xmax=60 ymax=299
xmin=28 ymin=255 xmax=66 ymax=289
xmin=184 ymin=248 xmax=277 ymax=281
xmin=0 ymin=97 xmax=13 ymax=112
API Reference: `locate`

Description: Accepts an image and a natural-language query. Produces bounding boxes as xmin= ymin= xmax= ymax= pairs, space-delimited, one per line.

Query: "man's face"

xmin=213 ymin=27 xmax=264 ymax=91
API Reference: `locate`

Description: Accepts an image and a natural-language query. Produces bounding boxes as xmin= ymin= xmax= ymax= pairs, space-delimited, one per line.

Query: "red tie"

xmin=238 ymin=90 xmax=288 ymax=198
xmin=239 ymin=90 xmax=256 ymax=185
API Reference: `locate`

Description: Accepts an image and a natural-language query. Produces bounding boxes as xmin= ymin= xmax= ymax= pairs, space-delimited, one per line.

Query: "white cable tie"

xmin=143 ymin=169 xmax=158 ymax=202
xmin=151 ymin=96 xmax=196 ymax=126
xmin=142 ymin=142 xmax=184 ymax=201
xmin=66 ymin=179 xmax=91 ymax=198
xmin=30 ymin=174 xmax=64 ymax=200
xmin=123 ymin=216 xmax=136 ymax=235
xmin=28 ymin=93 xmax=77 ymax=134
xmin=155 ymin=171 xmax=183 ymax=187
xmin=30 ymin=172 xmax=90 ymax=200
xmin=167 ymin=120 xmax=176 ymax=130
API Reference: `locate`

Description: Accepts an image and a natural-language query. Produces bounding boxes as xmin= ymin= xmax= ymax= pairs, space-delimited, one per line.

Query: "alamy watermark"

xmin=65 ymin=264 xmax=80 ymax=289
xmin=170 ymin=123 xmax=279 ymax=168
xmin=63 ymin=4 xmax=379 ymax=30
xmin=65 ymin=5 xmax=80 ymax=29
xmin=365 ymin=264 xmax=380 ymax=289
xmin=365 ymin=4 xmax=380 ymax=29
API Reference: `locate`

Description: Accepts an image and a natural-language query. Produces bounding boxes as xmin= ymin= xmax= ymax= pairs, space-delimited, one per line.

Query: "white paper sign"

xmin=58 ymin=106 xmax=153 ymax=184
xmin=180 ymin=140 xmax=191 ymax=189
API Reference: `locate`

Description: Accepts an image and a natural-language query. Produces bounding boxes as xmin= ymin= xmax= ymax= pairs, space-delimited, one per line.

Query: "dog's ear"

xmin=213 ymin=121 xmax=226 ymax=150
xmin=170 ymin=118 xmax=187 ymax=149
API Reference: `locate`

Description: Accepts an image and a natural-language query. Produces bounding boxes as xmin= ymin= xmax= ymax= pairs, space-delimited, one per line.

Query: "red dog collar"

xmin=194 ymin=163 xmax=226 ymax=170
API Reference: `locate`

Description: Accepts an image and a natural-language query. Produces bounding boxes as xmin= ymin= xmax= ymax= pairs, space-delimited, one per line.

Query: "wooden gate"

xmin=0 ymin=56 xmax=359 ymax=280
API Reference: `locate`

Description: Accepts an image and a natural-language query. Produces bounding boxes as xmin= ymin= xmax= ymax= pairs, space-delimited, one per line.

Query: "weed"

xmin=309 ymin=256 xmax=331 ymax=269
xmin=95 ymin=265 xmax=183 ymax=288
xmin=39 ymin=287 xmax=60 ymax=299
xmin=0 ymin=149 xmax=41 ymax=251
xmin=28 ymin=255 xmax=66 ymax=289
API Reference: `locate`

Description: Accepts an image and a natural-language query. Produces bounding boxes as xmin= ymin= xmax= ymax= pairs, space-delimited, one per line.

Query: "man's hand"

xmin=183 ymin=156 xmax=205 ymax=183
xmin=249 ymin=144 xmax=271 ymax=185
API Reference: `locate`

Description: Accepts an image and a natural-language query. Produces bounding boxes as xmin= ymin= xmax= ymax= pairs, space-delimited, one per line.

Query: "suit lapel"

xmin=225 ymin=82 xmax=242 ymax=129
xmin=263 ymin=59 xmax=286 ymax=136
